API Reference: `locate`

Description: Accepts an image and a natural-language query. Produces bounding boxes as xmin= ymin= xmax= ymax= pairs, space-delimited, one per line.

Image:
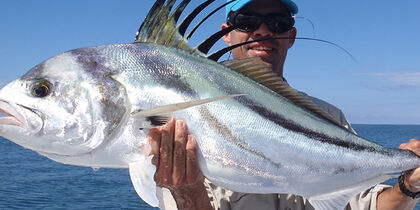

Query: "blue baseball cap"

xmin=225 ymin=0 xmax=298 ymax=17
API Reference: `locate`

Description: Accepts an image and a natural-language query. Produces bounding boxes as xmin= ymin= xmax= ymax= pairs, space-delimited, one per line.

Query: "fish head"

xmin=0 ymin=47 xmax=129 ymax=156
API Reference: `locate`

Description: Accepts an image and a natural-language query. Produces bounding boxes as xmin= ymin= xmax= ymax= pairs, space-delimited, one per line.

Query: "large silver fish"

xmin=0 ymin=0 xmax=418 ymax=209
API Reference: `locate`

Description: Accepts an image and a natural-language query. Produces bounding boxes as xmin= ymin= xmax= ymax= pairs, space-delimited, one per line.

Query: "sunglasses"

xmin=227 ymin=12 xmax=295 ymax=34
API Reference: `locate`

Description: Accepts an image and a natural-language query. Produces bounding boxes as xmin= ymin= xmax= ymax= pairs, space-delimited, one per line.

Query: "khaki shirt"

xmin=204 ymin=93 xmax=391 ymax=210
xmin=205 ymin=180 xmax=390 ymax=210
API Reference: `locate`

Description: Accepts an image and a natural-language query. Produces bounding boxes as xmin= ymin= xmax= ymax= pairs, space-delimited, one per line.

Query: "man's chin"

xmin=257 ymin=57 xmax=274 ymax=69
xmin=245 ymin=52 xmax=272 ymax=64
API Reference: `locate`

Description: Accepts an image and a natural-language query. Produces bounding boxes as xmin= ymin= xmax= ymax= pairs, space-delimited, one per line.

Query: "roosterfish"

xmin=0 ymin=0 xmax=419 ymax=209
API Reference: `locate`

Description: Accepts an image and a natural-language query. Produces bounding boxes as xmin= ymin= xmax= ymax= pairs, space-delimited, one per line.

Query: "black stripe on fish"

xmin=138 ymin=44 xmax=198 ymax=96
xmin=69 ymin=47 xmax=129 ymax=138
xmin=211 ymin=81 xmax=390 ymax=155
xmin=146 ymin=115 xmax=170 ymax=126
xmin=70 ymin=47 xmax=119 ymax=84
xmin=236 ymin=96 xmax=391 ymax=155
xmin=21 ymin=62 xmax=46 ymax=80
xmin=143 ymin=59 xmax=197 ymax=96
xmin=198 ymin=106 xmax=283 ymax=170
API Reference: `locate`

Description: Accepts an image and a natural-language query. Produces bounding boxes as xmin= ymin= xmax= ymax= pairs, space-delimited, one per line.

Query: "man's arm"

xmin=377 ymin=139 xmax=420 ymax=210
xmin=148 ymin=119 xmax=213 ymax=210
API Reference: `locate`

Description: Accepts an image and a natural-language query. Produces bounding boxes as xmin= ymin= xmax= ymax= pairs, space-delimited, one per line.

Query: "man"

xmin=148 ymin=0 xmax=420 ymax=209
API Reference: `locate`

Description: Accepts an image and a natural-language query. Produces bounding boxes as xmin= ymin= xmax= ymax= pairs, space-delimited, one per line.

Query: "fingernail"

xmin=176 ymin=120 xmax=184 ymax=129
xmin=186 ymin=135 xmax=196 ymax=149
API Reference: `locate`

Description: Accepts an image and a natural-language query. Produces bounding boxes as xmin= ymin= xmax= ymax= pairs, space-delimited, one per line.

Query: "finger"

xmin=172 ymin=120 xmax=187 ymax=186
xmin=410 ymin=139 xmax=420 ymax=143
xmin=409 ymin=139 xmax=420 ymax=148
xmin=157 ymin=119 xmax=175 ymax=185
xmin=405 ymin=140 xmax=420 ymax=152
xmin=400 ymin=139 xmax=420 ymax=157
xmin=400 ymin=140 xmax=418 ymax=149
xmin=186 ymin=135 xmax=201 ymax=185
xmin=148 ymin=128 xmax=161 ymax=155
xmin=147 ymin=128 xmax=161 ymax=166
xmin=406 ymin=168 xmax=420 ymax=190
xmin=399 ymin=143 xmax=408 ymax=150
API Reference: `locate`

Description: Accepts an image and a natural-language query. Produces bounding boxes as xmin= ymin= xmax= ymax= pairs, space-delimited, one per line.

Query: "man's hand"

xmin=147 ymin=119 xmax=212 ymax=210
xmin=377 ymin=139 xmax=420 ymax=210
xmin=400 ymin=139 xmax=420 ymax=192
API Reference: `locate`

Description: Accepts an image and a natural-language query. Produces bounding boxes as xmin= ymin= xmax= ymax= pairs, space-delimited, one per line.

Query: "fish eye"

xmin=32 ymin=81 xmax=52 ymax=98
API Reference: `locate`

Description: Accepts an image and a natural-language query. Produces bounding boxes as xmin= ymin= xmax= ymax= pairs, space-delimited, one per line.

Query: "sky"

xmin=0 ymin=0 xmax=420 ymax=124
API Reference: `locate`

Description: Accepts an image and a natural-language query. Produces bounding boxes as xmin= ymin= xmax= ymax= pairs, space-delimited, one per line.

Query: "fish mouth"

xmin=0 ymin=109 xmax=24 ymax=127
xmin=0 ymin=100 xmax=43 ymax=134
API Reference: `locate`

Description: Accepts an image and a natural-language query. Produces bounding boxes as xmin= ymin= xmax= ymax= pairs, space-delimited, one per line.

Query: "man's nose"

xmin=253 ymin=23 xmax=273 ymax=38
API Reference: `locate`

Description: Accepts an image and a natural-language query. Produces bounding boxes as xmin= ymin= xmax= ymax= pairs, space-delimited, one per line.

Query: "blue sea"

xmin=1 ymin=124 xmax=420 ymax=209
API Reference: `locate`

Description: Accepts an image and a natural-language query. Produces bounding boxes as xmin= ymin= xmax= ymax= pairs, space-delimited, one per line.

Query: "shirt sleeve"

xmin=204 ymin=178 xmax=280 ymax=210
xmin=346 ymin=185 xmax=392 ymax=210
xmin=205 ymin=180 xmax=391 ymax=210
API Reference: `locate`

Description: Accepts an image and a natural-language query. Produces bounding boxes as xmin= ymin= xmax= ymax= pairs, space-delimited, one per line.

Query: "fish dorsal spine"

xmin=134 ymin=0 xmax=345 ymax=128
xmin=222 ymin=57 xmax=346 ymax=128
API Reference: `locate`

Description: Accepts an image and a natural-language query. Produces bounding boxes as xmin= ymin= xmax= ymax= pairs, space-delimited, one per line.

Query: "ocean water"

xmin=1 ymin=124 xmax=420 ymax=209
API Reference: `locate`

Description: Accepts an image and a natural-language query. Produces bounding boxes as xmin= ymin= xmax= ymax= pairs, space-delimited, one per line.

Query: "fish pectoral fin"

xmin=156 ymin=187 xmax=178 ymax=210
xmin=128 ymin=158 xmax=159 ymax=207
xmin=128 ymin=158 xmax=178 ymax=210
xmin=131 ymin=94 xmax=245 ymax=118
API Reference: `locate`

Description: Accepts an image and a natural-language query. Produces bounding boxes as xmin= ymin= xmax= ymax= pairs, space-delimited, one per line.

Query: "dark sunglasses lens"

xmin=234 ymin=14 xmax=261 ymax=32
xmin=267 ymin=17 xmax=293 ymax=33
xmin=232 ymin=13 xmax=294 ymax=33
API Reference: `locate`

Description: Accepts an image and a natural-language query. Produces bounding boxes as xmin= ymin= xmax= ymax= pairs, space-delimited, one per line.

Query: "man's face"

xmin=222 ymin=0 xmax=297 ymax=76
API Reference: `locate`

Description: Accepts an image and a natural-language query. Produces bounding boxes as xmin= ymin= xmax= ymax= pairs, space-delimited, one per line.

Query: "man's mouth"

xmin=247 ymin=43 xmax=277 ymax=57
xmin=248 ymin=41 xmax=277 ymax=52
xmin=251 ymin=46 xmax=275 ymax=51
